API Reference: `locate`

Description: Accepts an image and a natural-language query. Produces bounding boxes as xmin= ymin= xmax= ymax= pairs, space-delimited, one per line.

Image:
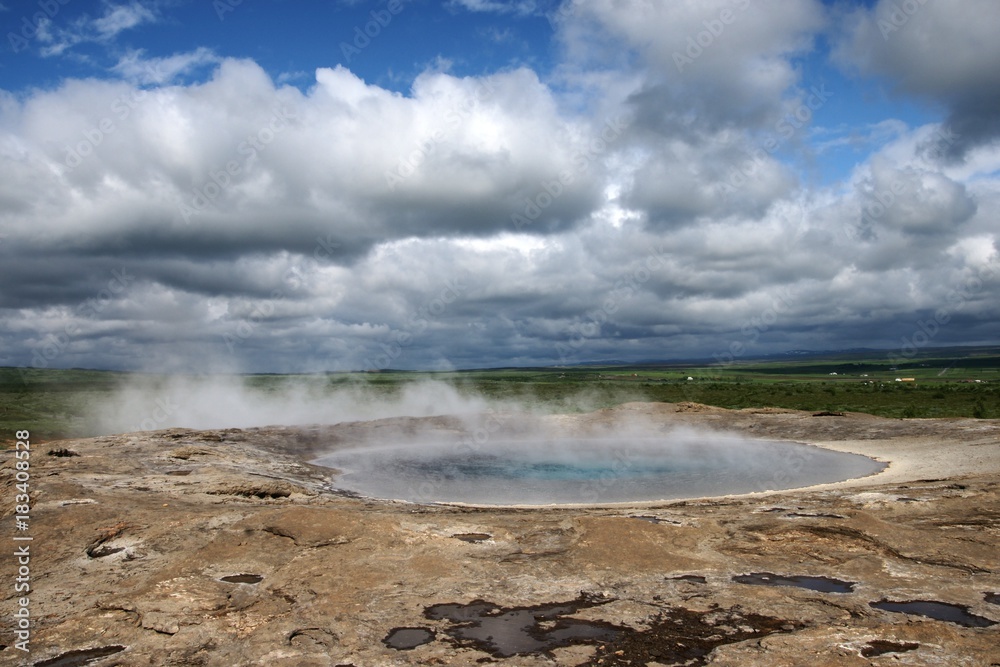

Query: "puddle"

xmin=220 ymin=574 xmax=263 ymax=584
xmin=451 ymin=533 xmax=491 ymax=543
xmin=423 ymin=596 xmax=620 ymax=658
xmin=733 ymin=572 xmax=855 ymax=593
xmin=869 ymin=600 xmax=997 ymax=628
xmin=412 ymin=597 xmax=798 ymax=665
xmin=985 ymin=592 xmax=1000 ymax=606
xmin=383 ymin=627 xmax=435 ymax=650
xmin=33 ymin=645 xmax=126 ymax=667
xmin=669 ymin=575 xmax=707 ymax=584
xmin=860 ymin=640 xmax=919 ymax=657
xmin=590 ymin=606 xmax=802 ymax=667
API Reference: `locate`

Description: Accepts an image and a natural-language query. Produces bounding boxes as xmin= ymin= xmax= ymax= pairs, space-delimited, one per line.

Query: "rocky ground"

xmin=2 ymin=402 xmax=999 ymax=666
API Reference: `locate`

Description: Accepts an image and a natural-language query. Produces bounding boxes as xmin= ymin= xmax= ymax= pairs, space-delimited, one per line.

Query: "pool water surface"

xmin=314 ymin=436 xmax=886 ymax=505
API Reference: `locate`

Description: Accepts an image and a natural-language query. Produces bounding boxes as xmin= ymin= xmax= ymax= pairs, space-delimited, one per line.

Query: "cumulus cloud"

xmin=864 ymin=161 xmax=977 ymax=236
xmin=1 ymin=59 xmax=607 ymax=260
xmin=565 ymin=0 xmax=826 ymax=131
xmin=2 ymin=2 xmax=1000 ymax=374
xmin=551 ymin=0 xmax=827 ymax=229
xmin=833 ymin=0 xmax=1000 ymax=158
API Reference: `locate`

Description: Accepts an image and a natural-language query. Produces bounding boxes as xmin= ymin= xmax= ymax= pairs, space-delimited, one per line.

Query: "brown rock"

xmin=3 ymin=403 xmax=998 ymax=666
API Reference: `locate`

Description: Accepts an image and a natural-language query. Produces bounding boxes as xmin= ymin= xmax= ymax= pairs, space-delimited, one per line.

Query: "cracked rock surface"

xmin=2 ymin=402 xmax=999 ymax=666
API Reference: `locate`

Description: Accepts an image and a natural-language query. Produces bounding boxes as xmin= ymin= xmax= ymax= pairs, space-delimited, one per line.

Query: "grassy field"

xmin=2 ymin=346 xmax=998 ymax=445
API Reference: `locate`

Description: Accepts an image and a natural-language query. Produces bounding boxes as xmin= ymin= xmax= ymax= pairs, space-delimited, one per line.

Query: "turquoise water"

xmin=315 ymin=437 xmax=886 ymax=505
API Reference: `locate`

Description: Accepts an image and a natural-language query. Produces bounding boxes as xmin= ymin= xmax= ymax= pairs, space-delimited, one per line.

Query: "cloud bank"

xmin=1 ymin=0 xmax=999 ymax=374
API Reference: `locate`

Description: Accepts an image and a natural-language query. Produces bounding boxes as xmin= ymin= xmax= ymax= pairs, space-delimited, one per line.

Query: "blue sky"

xmin=1 ymin=0 xmax=998 ymax=372
xmin=4 ymin=1 xmax=559 ymax=89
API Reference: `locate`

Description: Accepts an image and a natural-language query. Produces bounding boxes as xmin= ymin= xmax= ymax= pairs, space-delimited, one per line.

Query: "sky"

xmin=1 ymin=0 xmax=998 ymax=374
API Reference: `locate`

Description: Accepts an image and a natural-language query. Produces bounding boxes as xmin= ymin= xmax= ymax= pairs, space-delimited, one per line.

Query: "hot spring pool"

xmin=314 ymin=436 xmax=886 ymax=505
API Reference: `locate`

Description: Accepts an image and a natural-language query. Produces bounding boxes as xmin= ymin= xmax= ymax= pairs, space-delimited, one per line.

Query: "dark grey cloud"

xmin=574 ymin=0 xmax=826 ymax=131
xmin=833 ymin=0 xmax=1000 ymax=158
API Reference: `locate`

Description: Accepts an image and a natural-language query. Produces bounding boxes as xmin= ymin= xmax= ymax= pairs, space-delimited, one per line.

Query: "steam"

xmin=90 ymin=371 xmax=644 ymax=436
xmin=92 ymin=375 xmax=514 ymax=435
xmin=89 ymin=373 xmax=885 ymax=504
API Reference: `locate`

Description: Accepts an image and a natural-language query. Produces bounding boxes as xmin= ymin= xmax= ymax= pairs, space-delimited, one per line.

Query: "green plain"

xmin=2 ymin=345 xmax=997 ymax=445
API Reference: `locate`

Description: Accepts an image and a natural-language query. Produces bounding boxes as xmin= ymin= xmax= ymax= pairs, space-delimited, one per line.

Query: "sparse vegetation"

xmin=1 ymin=346 xmax=997 ymax=445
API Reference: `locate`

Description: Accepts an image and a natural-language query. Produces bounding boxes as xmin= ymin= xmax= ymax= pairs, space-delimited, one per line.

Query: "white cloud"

xmin=93 ymin=2 xmax=156 ymax=40
xmin=2 ymin=6 xmax=1000 ymax=372
xmin=112 ymin=47 xmax=220 ymax=85
xmin=562 ymin=0 xmax=826 ymax=130
xmin=450 ymin=0 xmax=537 ymax=16
xmin=38 ymin=1 xmax=159 ymax=57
